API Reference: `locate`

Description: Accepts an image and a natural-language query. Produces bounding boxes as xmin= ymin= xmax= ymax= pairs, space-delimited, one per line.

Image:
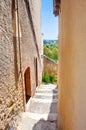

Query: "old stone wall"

xmin=29 ymin=0 xmax=43 ymax=85
xmin=43 ymin=55 xmax=58 ymax=77
xmin=18 ymin=0 xmax=42 ymax=95
xmin=0 ymin=0 xmax=42 ymax=129
xmin=0 ymin=1 xmax=24 ymax=129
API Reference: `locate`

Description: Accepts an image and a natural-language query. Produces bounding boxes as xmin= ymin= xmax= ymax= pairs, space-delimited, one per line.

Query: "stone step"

xmin=17 ymin=112 xmax=57 ymax=130
xmin=36 ymin=89 xmax=58 ymax=94
xmin=25 ymin=112 xmax=57 ymax=121
xmin=34 ymin=94 xmax=57 ymax=99
xmin=20 ymin=84 xmax=58 ymax=130
xmin=37 ymin=87 xmax=57 ymax=90
xmin=27 ymin=99 xmax=57 ymax=114
xmin=38 ymin=84 xmax=57 ymax=89
xmin=35 ymin=93 xmax=58 ymax=96
xmin=32 ymin=97 xmax=58 ymax=103
xmin=36 ymin=85 xmax=57 ymax=89
xmin=18 ymin=112 xmax=57 ymax=122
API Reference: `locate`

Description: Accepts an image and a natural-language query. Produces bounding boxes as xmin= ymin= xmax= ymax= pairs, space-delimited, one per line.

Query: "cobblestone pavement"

xmin=17 ymin=84 xmax=58 ymax=130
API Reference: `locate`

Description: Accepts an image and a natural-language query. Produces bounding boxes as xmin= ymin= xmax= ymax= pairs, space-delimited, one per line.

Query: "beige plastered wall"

xmin=58 ymin=0 xmax=86 ymax=130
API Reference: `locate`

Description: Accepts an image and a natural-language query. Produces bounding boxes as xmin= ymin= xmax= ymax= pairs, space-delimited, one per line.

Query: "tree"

xmin=43 ymin=43 xmax=58 ymax=62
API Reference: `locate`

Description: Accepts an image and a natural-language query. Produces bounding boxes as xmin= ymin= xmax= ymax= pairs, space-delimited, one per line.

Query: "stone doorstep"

xmin=21 ymin=112 xmax=57 ymax=121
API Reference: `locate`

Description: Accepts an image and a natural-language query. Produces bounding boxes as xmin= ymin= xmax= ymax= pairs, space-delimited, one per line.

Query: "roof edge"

xmin=53 ymin=0 xmax=60 ymax=16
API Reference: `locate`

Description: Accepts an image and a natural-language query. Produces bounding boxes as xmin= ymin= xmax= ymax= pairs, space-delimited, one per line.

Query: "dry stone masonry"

xmin=0 ymin=0 xmax=42 ymax=129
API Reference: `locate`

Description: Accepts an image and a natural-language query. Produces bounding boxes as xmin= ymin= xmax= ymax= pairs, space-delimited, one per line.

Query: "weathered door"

xmin=24 ymin=67 xmax=31 ymax=102
xmin=35 ymin=57 xmax=38 ymax=87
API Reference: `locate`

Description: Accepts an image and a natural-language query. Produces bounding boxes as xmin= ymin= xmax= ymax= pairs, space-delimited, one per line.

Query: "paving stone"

xmin=17 ymin=84 xmax=58 ymax=130
xmin=27 ymin=100 xmax=57 ymax=114
xmin=17 ymin=113 xmax=57 ymax=130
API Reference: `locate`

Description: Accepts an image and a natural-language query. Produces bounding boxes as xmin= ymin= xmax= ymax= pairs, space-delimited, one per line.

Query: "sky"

xmin=41 ymin=0 xmax=58 ymax=40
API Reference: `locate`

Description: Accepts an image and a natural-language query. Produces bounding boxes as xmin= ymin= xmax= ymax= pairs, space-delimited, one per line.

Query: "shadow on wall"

xmin=32 ymin=88 xmax=58 ymax=130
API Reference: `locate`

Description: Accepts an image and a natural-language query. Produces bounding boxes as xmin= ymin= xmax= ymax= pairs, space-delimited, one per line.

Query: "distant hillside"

xmin=43 ymin=40 xmax=58 ymax=44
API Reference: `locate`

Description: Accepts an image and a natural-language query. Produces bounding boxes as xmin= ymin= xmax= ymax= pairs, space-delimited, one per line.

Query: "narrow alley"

xmin=17 ymin=84 xmax=58 ymax=130
xmin=1 ymin=0 xmax=86 ymax=130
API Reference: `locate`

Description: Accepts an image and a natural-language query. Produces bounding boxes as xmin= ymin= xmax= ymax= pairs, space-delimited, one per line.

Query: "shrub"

xmin=50 ymin=74 xmax=57 ymax=83
xmin=42 ymin=72 xmax=57 ymax=83
xmin=42 ymin=72 xmax=50 ymax=83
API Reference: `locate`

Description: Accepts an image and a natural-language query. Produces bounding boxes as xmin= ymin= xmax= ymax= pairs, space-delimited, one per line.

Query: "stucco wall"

xmin=0 ymin=0 xmax=42 ymax=129
xmin=58 ymin=0 xmax=86 ymax=130
xmin=43 ymin=55 xmax=58 ymax=77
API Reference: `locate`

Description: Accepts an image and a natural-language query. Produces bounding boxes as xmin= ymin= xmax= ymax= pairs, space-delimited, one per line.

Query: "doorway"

xmin=24 ymin=67 xmax=31 ymax=103
xmin=34 ymin=57 xmax=38 ymax=87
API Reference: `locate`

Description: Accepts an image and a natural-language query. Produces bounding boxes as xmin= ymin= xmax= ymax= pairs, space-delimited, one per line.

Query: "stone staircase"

xmin=17 ymin=84 xmax=58 ymax=130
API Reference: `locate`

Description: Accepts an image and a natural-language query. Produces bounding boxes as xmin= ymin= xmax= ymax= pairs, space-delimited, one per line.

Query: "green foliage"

xmin=42 ymin=72 xmax=57 ymax=83
xmin=43 ymin=43 xmax=58 ymax=62
xmin=42 ymin=72 xmax=50 ymax=83
xmin=50 ymin=74 xmax=57 ymax=83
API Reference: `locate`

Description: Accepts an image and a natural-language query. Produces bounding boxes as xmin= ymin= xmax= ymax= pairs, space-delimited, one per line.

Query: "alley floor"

xmin=17 ymin=84 xmax=58 ymax=130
